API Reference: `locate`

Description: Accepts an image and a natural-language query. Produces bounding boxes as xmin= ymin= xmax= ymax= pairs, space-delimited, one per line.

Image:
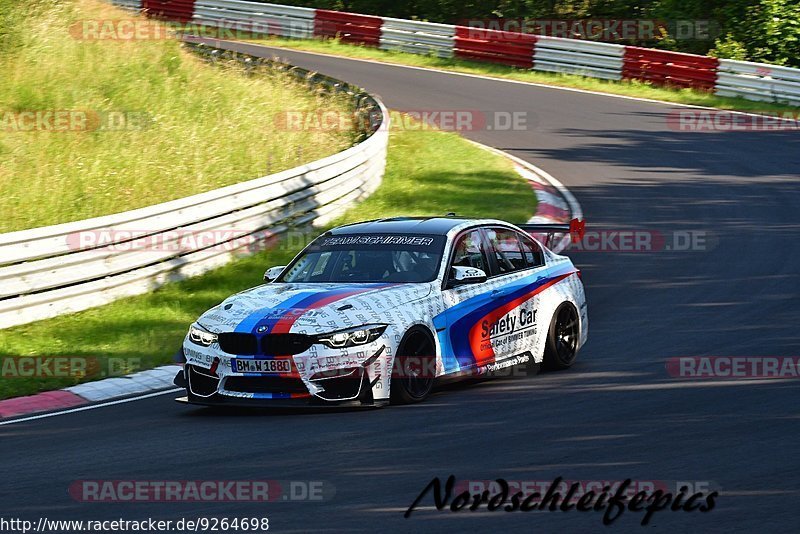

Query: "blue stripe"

xmin=234 ymin=292 xmax=316 ymax=334
xmin=434 ymin=314 xmax=459 ymax=373
xmin=252 ymin=392 xmax=296 ymax=400
xmin=235 ymin=284 xmax=391 ymax=335
xmin=435 ymin=266 xmax=576 ymax=371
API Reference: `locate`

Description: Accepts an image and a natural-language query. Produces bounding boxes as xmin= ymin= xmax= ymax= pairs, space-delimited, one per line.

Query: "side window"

xmin=519 ymin=233 xmax=545 ymax=268
xmin=286 ymin=251 xmax=341 ymax=282
xmin=486 ymin=228 xmax=525 ymax=274
xmin=284 ymin=255 xmax=316 ymax=281
xmin=450 ymin=230 xmax=489 ymax=274
xmin=311 ymin=251 xmax=333 ymax=277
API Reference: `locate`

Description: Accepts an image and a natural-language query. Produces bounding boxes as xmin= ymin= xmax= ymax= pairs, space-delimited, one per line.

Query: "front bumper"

xmin=179 ymin=339 xmax=388 ymax=406
xmin=175 ymin=365 xmax=381 ymax=408
xmin=174 ymin=392 xmax=382 ymax=410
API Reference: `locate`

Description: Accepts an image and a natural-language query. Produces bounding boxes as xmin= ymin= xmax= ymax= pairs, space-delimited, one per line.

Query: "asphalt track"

xmin=2 ymin=43 xmax=799 ymax=533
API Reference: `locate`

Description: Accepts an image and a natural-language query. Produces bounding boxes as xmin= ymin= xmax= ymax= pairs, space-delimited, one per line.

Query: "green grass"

xmin=241 ymin=35 xmax=800 ymax=115
xmin=0 ymin=125 xmax=536 ymax=400
xmin=0 ymin=0 xmax=355 ymax=233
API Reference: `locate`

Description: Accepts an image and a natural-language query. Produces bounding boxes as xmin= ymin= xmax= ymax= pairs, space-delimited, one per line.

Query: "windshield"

xmin=279 ymin=234 xmax=445 ymax=283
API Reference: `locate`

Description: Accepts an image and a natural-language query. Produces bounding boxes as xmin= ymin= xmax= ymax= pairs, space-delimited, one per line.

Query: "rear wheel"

xmin=391 ymin=329 xmax=436 ymax=404
xmin=543 ymin=303 xmax=580 ymax=371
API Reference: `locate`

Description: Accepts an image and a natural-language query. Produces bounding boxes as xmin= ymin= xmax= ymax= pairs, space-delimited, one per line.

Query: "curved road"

xmin=2 ymin=44 xmax=799 ymax=532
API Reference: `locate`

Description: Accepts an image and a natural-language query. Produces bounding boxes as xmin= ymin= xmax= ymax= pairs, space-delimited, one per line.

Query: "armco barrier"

xmin=193 ymin=0 xmax=315 ymax=40
xmin=0 ymin=43 xmax=389 ymax=329
xmin=142 ymin=0 xmax=196 ymax=22
xmin=623 ymin=47 xmax=719 ymax=91
xmin=380 ymin=18 xmax=455 ymax=59
xmin=455 ymin=26 xmax=536 ymax=68
xmin=716 ymin=59 xmax=800 ymax=107
xmin=534 ymin=37 xmax=624 ymax=81
xmin=110 ymin=0 xmax=142 ymax=10
xmin=314 ymin=10 xmax=382 ymax=46
xmin=172 ymin=1 xmax=800 ymax=106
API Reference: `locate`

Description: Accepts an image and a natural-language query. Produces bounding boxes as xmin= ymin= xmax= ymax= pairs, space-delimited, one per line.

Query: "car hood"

xmin=196 ymin=282 xmax=433 ymax=334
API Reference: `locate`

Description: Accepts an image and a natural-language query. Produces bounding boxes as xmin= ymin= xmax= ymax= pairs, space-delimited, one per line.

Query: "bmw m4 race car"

xmin=175 ymin=217 xmax=588 ymax=407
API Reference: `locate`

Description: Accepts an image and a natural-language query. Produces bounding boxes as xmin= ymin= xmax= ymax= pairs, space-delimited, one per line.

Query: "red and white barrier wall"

xmin=112 ymin=0 xmax=800 ymax=107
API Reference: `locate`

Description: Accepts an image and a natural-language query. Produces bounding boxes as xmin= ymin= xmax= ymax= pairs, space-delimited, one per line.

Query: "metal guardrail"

xmin=623 ymin=46 xmax=719 ymax=91
xmin=193 ymin=0 xmax=315 ymax=39
xmin=8 ymin=1 xmax=799 ymax=327
xmin=110 ymin=0 xmax=142 ymax=10
xmin=454 ymin=26 xmax=537 ymax=69
xmin=379 ymin=18 xmax=455 ymax=59
xmin=314 ymin=9 xmax=383 ymax=46
xmin=716 ymin=59 xmax=800 ymax=107
xmin=533 ymin=37 xmax=624 ymax=81
xmin=0 ymin=43 xmax=389 ymax=329
xmin=143 ymin=0 xmax=196 ymax=22
xmin=176 ymin=1 xmax=800 ymax=108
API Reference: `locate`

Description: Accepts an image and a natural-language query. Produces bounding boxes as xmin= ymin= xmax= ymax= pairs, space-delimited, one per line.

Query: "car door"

xmin=513 ymin=231 xmax=550 ymax=360
xmin=478 ymin=228 xmax=550 ymax=366
xmin=438 ymin=228 xmax=499 ymax=372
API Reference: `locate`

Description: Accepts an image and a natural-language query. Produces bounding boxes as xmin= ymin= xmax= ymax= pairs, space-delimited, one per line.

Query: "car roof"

xmin=328 ymin=217 xmax=482 ymax=236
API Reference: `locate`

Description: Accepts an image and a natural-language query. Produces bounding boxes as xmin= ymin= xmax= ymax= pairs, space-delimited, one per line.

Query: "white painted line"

xmin=0 ymin=388 xmax=182 ymax=427
xmin=222 ymin=40 xmax=800 ymax=123
xmin=534 ymin=190 xmax=570 ymax=211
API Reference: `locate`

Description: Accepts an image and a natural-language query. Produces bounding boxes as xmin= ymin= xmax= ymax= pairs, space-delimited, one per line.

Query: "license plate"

xmin=234 ymin=359 xmax=292 ymax=374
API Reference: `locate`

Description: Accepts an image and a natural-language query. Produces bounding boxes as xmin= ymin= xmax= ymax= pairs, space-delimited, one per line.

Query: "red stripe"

xmin=269 ymin=287 xmax=385 ymax=378
xmin=270 ymin=288 xmax=374 ymax=335
xmin=469 ymin=272 xmax=574 ymax=367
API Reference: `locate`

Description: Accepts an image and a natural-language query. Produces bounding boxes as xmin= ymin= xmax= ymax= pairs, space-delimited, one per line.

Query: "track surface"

xmin=2 ymin=45 xmax=799 ymax=532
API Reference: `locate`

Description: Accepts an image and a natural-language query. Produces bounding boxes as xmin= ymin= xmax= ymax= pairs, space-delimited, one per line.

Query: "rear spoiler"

xmin=517 ymin=219 xmax=586 ymax=249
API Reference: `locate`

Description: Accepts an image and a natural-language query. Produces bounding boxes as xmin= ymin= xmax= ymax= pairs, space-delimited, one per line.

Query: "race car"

xmin=175 ymin=216 xmax=588 ymax=407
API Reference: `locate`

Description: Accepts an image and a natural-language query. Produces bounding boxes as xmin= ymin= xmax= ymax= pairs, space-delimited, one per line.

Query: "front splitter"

xmin=174 ymin=394 xmax=386 ymax=410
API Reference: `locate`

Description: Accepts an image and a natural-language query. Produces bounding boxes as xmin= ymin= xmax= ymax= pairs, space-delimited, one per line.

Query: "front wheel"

xmin=543 ymin=303 xmax=580 ymax=371
xmin=391 ymin=329 xmax=436 ymax=404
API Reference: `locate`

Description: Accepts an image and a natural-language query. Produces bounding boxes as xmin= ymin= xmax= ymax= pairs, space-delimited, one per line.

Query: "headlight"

xmin=189 ymin=324 xmax=218 ymax=347
xmin=316 ymin=325 xmax=387 ymax=349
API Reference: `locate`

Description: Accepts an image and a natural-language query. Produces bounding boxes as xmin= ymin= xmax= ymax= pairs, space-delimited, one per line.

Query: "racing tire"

xmin=391 ymin=328 xmax=436 ymax=404
xmin=543 ymin=303 xmax=580 ymax=371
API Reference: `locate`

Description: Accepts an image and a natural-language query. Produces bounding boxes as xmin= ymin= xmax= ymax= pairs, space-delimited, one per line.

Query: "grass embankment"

xmin=0 ymin=126 xmax=536 ymax=399
xmin=246 ymin=35 xmax=799 ymax=114
xmin=0 ymin=0 xmax=355 ymax=233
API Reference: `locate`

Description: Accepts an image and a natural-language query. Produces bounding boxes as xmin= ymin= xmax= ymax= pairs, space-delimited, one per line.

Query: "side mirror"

xmin=264 ymin=266 xmax=286 ymax=282
xmin=447 ymin=266 xmax=487 ymax=288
